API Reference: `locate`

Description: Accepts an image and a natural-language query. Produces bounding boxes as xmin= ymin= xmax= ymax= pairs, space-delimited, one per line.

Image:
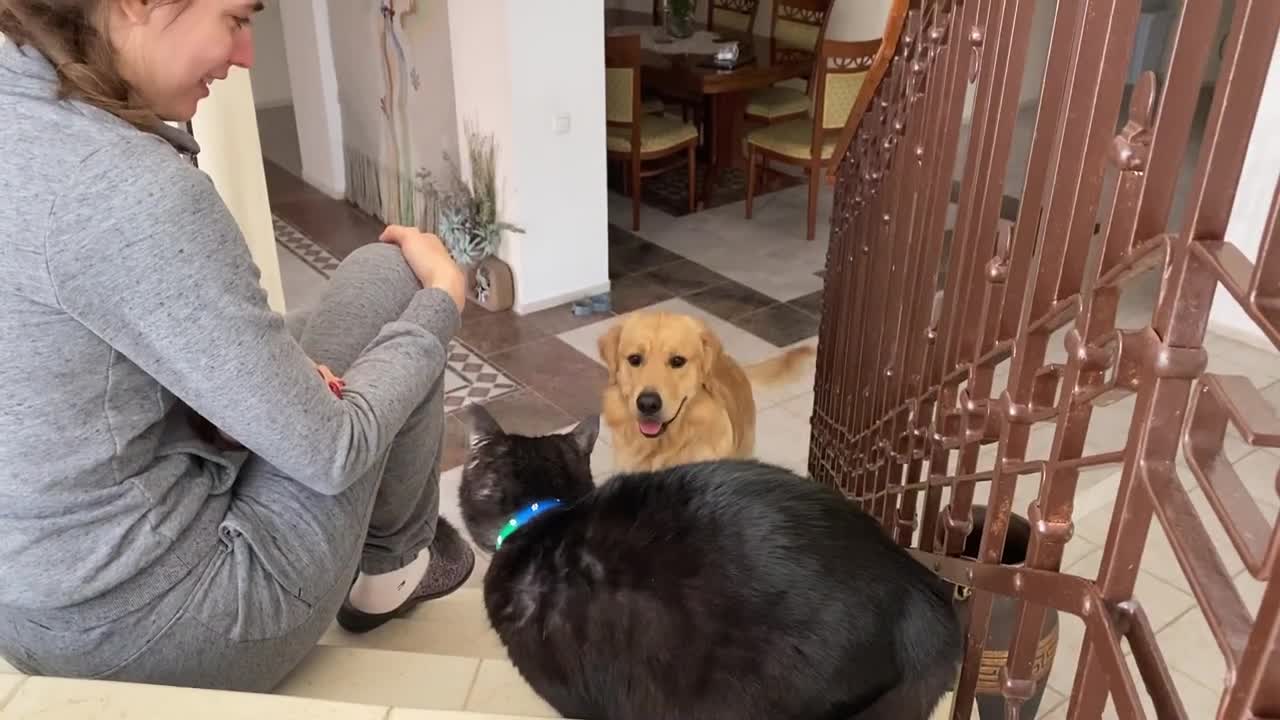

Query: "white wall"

xmin=279 ymin=1 xmax=346 ymax=198
xmin=503 ymin=1 xmax=610 ymax=312
xmin=448 ymin=0 xmax=610 ymax=314
xmin=190 ymin=68 xmax=287 ymax=313
xmin=249 ymin=0 xmax=292 ymax=108
xmin=1209 ymin=34 xmax=1279 ymax=349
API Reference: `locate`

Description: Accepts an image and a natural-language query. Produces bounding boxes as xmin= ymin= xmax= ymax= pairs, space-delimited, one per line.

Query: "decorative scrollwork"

xmin=776 ymin=47 xmax=816 ymax=65
xmin=1110 ymin=70 xmax=1157 ymax=172
xmin=828 ymin=54 xmax=875 ymax=71
xmin=712 ymin=0 xmax=758 ymax=14
xmin=778 ymin=3 xmax=825 ymax=26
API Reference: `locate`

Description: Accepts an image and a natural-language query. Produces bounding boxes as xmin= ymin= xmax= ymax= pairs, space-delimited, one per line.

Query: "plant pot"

xmin=467 ymin=256 xmax=514 ymax=312
xmin=939 ymin=504 xmax=1060 ymax=719
xmin=664 ymin=0 xmax=697 ymax=38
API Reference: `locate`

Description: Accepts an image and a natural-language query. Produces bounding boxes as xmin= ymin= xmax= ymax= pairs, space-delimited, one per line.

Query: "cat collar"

xmin=495 ymin=499 xmax=563 ymax=550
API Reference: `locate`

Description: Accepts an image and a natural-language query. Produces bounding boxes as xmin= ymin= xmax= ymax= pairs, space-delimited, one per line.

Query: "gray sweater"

xmin=0 ymin=41 xmax=458 ymax=621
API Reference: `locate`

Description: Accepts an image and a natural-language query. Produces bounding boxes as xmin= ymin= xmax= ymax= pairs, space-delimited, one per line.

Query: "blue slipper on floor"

xmin=571 ymin=293 xmax=612 ymax=316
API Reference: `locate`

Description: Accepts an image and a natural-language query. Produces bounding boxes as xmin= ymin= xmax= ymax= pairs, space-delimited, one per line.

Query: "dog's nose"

xmin=636 ymin=391 xmax=662 ymax=416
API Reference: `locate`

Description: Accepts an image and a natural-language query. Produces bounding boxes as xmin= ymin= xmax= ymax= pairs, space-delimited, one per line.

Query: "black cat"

xmin=458 ymin=406 xmax=962 ymax=720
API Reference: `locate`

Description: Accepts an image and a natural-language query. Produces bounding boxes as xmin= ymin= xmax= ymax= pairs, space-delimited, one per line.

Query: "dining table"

xmin=604 ymin=9 xmax=813 ymax=209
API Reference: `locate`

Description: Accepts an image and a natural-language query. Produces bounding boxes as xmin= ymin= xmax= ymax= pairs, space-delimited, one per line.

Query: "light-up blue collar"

xmin=494 ymin=498 xmax=563 ymax=550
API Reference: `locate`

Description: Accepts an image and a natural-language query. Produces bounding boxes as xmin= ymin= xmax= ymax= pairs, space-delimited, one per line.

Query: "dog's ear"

xmin=568 ymin=414 xmax=600 ymax=455
xmin=467 ymin=404 xmax=504 ymax=449
xmin=598 ymin=323 xmax=623 ymax=375
xmin=698 ymin=323 xmax=723 ymax=377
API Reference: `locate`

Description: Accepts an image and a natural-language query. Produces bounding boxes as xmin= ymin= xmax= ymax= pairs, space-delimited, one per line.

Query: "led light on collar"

xmin=494 ymin=499 xmax=563 ymax=550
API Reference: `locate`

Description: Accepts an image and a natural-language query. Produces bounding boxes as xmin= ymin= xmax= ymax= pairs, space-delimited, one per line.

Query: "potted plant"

xmin=664 ymin=0 xmax=698 ymax=39
xmin=417 ymin=122 xmax=524 ymax=312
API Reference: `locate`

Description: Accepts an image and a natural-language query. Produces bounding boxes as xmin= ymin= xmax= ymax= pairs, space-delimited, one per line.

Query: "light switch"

xmin=554 ymin=113 xmax=571 ymax=134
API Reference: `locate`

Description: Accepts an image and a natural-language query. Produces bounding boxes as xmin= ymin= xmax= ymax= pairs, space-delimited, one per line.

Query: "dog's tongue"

xmin=638 ymin=419 xmax=663 ymax=437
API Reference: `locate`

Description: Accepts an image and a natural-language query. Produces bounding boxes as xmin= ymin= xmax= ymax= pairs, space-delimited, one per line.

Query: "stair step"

xmin=0 ymin=587 xmax=563 ymax=718
xmin=279 ymin=644 xmax=557 ymax=718
xmin=321 ymin=588 xmax=508 ymax=661
xmin=0 ymin=674 xmax=550 ymax=719
xmin=459 ymin=658 xmax=559 ymax=718
xmin=277 ymin=645 xmax=478 ymax=711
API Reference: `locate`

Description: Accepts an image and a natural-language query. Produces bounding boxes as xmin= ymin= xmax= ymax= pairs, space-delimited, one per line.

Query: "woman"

xmin=0 ymin=0 xmax=475 ymax=692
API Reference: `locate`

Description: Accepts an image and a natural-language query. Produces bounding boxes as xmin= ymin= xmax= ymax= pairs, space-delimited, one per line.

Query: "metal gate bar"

xmin=810 ymin=0 xmax=1280 ymax=717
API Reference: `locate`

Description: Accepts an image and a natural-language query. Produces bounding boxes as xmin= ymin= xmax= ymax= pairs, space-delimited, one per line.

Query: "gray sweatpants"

xmin=0 ymin=244 xmax=446 ymax=692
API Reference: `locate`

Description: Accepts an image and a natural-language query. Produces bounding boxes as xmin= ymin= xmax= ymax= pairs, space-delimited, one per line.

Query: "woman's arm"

xmin=43 ymin=136 xmax=457 ymax=496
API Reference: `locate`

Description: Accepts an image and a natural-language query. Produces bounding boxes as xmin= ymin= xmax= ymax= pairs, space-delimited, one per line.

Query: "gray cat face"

xmin=458 ymin=406 xmax=598 ymax=553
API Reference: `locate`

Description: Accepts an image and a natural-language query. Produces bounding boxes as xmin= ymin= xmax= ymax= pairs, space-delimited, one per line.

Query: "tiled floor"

xmin=257 ymin=146 xmax=1280 ymax=720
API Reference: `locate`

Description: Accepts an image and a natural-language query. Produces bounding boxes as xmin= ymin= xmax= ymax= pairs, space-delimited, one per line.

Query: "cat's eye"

xmin=627 ymin=354 xmax=643 ymax=367
xmin=669 ymin=355 xmax=687 ymax=368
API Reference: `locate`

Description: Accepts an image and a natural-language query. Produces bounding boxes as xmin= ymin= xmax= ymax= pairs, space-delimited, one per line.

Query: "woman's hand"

xmin=380 ymin=225 xmax=467 ymax=312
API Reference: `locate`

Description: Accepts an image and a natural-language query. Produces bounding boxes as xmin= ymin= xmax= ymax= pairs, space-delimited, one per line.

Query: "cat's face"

xmin=459 ymin=406 xmax=599 ymax=553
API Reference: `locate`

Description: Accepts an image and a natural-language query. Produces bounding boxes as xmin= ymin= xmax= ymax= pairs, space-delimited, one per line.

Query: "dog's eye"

xmin=669 ymin=355 xmax=687 ymax=368
xmin=627 ymin=354 xmax=643 ymax=367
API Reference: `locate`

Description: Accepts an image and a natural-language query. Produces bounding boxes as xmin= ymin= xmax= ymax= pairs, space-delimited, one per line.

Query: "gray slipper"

xmin=336 ymin=517 xmax=476 ymax=633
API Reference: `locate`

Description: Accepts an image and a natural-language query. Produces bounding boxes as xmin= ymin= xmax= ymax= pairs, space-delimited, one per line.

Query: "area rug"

xmin=606 ymin=161 xmax=804 ymax=217
xmin=272 ymin=215 xmax=521 ymax=413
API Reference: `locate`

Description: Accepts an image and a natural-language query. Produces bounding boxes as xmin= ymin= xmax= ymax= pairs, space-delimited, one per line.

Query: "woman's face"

xmin=108 ymin=0 xmax=260 ymax=122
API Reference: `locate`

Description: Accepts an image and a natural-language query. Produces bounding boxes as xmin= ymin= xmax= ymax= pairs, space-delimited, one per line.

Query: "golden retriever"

xmin=598 ymin=310 xmax=815 ymax=473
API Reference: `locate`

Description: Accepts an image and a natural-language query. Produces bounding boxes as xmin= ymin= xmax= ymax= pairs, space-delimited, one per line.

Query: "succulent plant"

xmin=416 ymin=121 xmax=524 ymax=267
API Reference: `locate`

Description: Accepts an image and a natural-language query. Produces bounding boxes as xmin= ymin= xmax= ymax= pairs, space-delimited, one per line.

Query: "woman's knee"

xmin=333 ymin=242 xmax=419 ymax=293
xmin=295 ymin=242 xmax=426 ymax=367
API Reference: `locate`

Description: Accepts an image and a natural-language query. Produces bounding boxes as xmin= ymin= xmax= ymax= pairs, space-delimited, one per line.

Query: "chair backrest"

xmin=770 ymin=0 xmax=832 ymax=63
xmin=822 ymin=0 xmax=895 ymax=42
xmin=604 ymin=33 xmax=643 ymax=154
xmin=807 ymin=37 xmax=880 ymax=157
xmin=707 ymin=0 xmax=760 ymax=34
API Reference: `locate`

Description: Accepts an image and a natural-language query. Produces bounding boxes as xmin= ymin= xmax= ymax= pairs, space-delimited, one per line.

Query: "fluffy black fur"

xmin=459 ymin=407 xmax=962 ymax=720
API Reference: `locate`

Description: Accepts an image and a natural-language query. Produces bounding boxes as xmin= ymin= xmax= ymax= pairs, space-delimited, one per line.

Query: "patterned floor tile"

xmin=684 ymin=280 xmax=779 ymax=322
xmin=607 ymin=273 xmax=679 ymax=314
xmin=524 ymin=302 xmax=618 ymax=336
xmin=608 ymin=234 xmax=684 ymax=279
xmin=487 ymin=337 xmax=610 ymax=421
xmin=443 ymin=342 xmax=521 ymax=412
xmin=732 ymin=303 xmax=822 ymax=347
xmin=641 ymin=258 xmax=728 ymax=295
xmin=453 ymin=389 xmax=574 ymax=439
xmin=455 ymin=310 xmax=551 ymax=356
xmin=789 ymin=289 xmax=825 ymax=317
xmin=274 ymin=216 xmax=341 ymax=275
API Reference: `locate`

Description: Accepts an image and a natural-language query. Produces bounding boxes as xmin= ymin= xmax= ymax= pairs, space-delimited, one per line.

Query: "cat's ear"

xmin=569 ymin=414 xmax=600 ymax=455
xmin=467 ymin=405 xmax=503 ymax=449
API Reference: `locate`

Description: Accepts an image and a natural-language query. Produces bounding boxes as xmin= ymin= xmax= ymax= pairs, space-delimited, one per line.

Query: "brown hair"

xmin=0 ymin=0 xmax=176 ymax=129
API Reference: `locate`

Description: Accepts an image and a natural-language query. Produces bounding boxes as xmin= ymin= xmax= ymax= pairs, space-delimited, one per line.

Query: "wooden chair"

xmin=707 ymin=0 xmax=761 ymax=33
xmin=606 ymin=33 xmax=700 ymax=231
xmin=744 ymin=36 xmax=878 ymax=240
xmin=744 ymin=0 xmax=833 ymax=125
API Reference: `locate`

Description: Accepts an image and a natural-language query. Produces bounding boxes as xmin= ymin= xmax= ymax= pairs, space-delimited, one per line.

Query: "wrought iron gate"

xmin=810 ymin=0 xmax=1279 ymax=717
